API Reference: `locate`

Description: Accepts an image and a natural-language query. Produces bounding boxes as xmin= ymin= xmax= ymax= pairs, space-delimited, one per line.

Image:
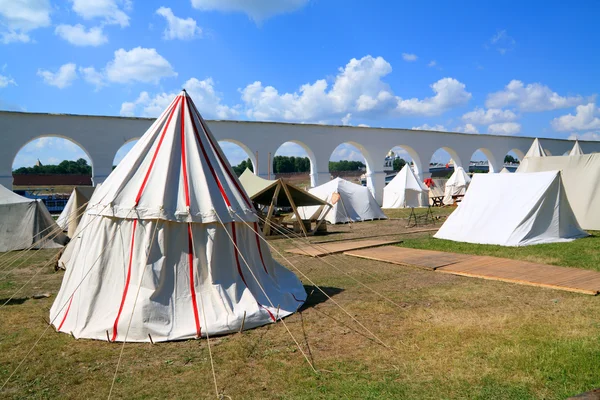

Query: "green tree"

xmin=392 ymin=158 xmax=406 ymax=171
xmin=232 ymin=158 xmax=254 ymax=176
xmin=13 ymin=158 xmax=92 ymax=175
xmin=504 ymin=155 xmax=519 ymax=164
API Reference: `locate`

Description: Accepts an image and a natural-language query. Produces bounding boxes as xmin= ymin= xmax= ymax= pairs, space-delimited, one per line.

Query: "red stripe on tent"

xmin=180 ymin=98 xmax=191 ymax=208
xmin=187 ymin=223 xmax=201 ymax=338
xmin=253 ymin=222 xmax=268 ymax=274
xmin=111 ymin=219 xmax=138 ymax=342
xmin=57 ymin=295 xmax=74 ymax=331
xmin=135 ymin=96 xmax=181 ymax=206
xmin=260 ymin=304 xmax=276 ymax=322
xmin=185 ymin=97 xmax=231 ymax=207
xmin=189 ymin=99 xmax=253 ymax=209
xmin=231 ymin=222 xmax=248 ymax=287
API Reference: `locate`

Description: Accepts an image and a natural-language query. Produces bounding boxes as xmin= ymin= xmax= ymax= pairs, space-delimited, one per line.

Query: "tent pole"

xmin=263 ymin=184 xmax=281 ymax=236
xmin=268 ymin=152 xmax=271 ymax=180
xmin=281 ymin=181 xmax=308 ymax=237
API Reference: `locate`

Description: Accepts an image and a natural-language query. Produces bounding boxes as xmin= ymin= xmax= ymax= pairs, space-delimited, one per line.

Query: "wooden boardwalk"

xmin=285 ymin=239 xmax=403 ymax=257
xmin=344 ymin=246 xmax=600 ymax=295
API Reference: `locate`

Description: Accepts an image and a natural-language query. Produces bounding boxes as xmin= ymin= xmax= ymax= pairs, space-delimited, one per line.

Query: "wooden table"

xmin=430 ymin=196 xmax=444 ymax=207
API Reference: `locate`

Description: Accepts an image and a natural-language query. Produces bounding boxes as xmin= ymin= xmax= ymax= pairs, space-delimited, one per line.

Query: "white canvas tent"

xmin=569 ymin=140 xmax=584 ymax=156
xmin=434 ymin=171 xmax=588 ymax=246
xmin=382 ymin=165 xmax=429 ymax=208
xmin=442 ymin=167 xmax=471 ymax=205
xmin=524 ymin=138 xmax=547 ymax=158
xmin=517 ymin=154 xmax=600 ymax=230
xmin=51 ymin=90 xmax=306 ymax=342
xmin=0 ymin=185 xmax=68 ymax=252
xmin=499 ymin=167 xmax=511 ymax=173
xmin=297 ymin=177 xmax=387 ymax=224
xmin=56 ymin=186 xmax=95 ymax=237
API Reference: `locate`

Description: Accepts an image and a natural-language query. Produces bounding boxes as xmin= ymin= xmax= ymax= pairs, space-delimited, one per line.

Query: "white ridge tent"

xmin=382 ymin=165 xmax=429 ymax=208
xmin=434 ymin=171 xmax=588 ymax=246
xmin=569 ymin=140 xmax=584 ymax=156
xmin=499 ymin=167 xmax=511 ymax=173
xmin=56 ymin=186 xmax=95 ymax=237
xmin=51 ymin=90 xmax=306 ymax=342
xmin=0 ymin=185 xmax=67 ymax=252
xmin=524 ymin=138 xmax=546 ymax=158
xmin=442 ymin=166 xmax=471 ymax=205
xmin=517 ymin=154 xmax=600 ymax=230
xmin=298 ymin=177 xmax=386 ymax=224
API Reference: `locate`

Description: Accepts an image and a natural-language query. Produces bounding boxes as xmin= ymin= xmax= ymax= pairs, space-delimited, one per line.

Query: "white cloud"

xmin=568 ymin=132 xmax=600 ymax=141
xmin=487 ymin=122 xmax=521 ymax=135
xmin=402 ymin=53 xmax=418 ymax=62
xmin=55 ymin=24 xmax=108 ymax=46
xmin=428 ymin=60 xmax=436 ymax=67
xmin=0 ymin=74 xmax=16 ymax=88
xmin=454 ymin=124 xmax=479 ymax=134
xmin=240 ymin=56 xmax=471 ymax=122
xmin=396 ymin=77 xmax=471 ymax=116
xmin=120 ymin=77 xmax=238 ymax=119
xmin=487 ymin=29 xmax=515 ymax=55
xmin=37 ymin=63 xmax=78 ymax=88
xmin=486 ymin=80 xmax=584 ymax=112
xmin=79 ymin=66 xmax=104 ymax=89
xmin=411 ymin=124 xmax=446 ymax=132
xmin=105 ymin=47 xmax=177 ymax=84
xmin=462 ymin=107 xmax=517 ymax=125
xmin=69 ymin=0 xmax=131 ymax=27
xmin=0 ymin=0 xmax=51 ymax=43
xmin=190 ymin=0 xmax=309 ymax=22
xmin=331 ymin=143 xmax=365 ymax=162
xmin=341 ymin=113 xmax=352 ymax=125
xmin=551 ymin=103 xmax=600 ymax=132
xmin=156 ymin=7 xmax=201 ymax=40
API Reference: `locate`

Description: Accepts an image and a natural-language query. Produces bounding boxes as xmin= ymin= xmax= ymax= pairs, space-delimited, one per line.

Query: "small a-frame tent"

xmin=297 ymin=177 xmax=386 ymax=224
xmin=524 ymin=138 xmax=546 ymax=158
xmin=0 ymin=185 xmax=68 ymax=252
xmin=51 ymin=91 xmax=306 ymax=342
xmin=383 ymin=165 xmax=429 ymax=208
xmin=434 ymin=171 xmax=588 ymax=246
xmin=239 ymin=169 xmax=329 ymax=235
xmin=569 ymin=140 xmax=584 ymax=156
xmin=56 ymin=186 xmax=95 ymax=237
xmin=499 ymin=167 xmax=511 ymax=173
xmin=442 ymin=166 xmax=471 ymax=205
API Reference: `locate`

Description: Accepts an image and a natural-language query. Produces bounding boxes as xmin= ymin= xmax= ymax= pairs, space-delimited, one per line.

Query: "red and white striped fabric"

xmin=50 ymin=91 xmax=306 ymax=342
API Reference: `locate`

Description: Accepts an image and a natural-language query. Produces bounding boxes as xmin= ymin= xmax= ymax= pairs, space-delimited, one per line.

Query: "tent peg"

xmin=239 ymin=311 xmax=247 ymax=333
xmin=148 ymin=334 xmax=154 ymax=345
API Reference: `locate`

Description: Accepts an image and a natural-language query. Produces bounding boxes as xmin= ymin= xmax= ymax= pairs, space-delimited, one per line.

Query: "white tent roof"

xmin=517 ymin=153 xmax=600 ymax=230
xmin=524 ymin=138 xmax=546 ymax=158
xmin=0 ymin=185 xmax=67 ymax=252
xmin=298 ymin=178 xmax=386 ymax=224
xmin=383 ymin=165 xmax=429 ymax=208
xmin=434 ymin=171 xmax=588 ymax=246
xmin=56 ymin=186 xmax=95 ymax=237
xmin=499 ymin=167 xmax=511 ymax=173
xmin=443 ymin=166 xmax=471 ymax=205
xmin=569 ymin=140 xmax=584 ymax=156
xmin=87 ymin=91 xmax=254 ymax=223
xmin=51 ymin=91 xmax=305 ymax=342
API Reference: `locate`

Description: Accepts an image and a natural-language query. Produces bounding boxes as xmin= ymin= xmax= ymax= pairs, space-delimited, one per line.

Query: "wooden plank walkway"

xmin=344 ymin=246 xmax=600 ymax=295
xmin=285 ymin=239 xmax=403 ymax=257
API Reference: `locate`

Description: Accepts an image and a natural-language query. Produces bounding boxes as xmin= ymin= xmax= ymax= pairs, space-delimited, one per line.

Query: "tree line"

xmin=13 ymin=158 xmax=92 ymax=175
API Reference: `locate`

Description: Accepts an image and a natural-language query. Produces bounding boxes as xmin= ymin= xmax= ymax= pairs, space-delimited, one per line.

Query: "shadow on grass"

xmin=0 ymin=297 xmax=28 ymax=306
xmin=299 ymin=285 xmax=344 ymax=311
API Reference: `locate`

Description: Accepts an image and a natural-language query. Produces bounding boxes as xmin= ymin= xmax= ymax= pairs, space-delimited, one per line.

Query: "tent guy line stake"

xmin=239 ymin=311 xmax=246 ymax=333
xmin=148 ymin=334 xmax=154 ymax=345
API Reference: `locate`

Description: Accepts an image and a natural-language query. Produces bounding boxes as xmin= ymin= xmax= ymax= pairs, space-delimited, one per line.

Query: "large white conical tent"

xmin=524 ymin=138 xmax=546 ymax=158
xmin=297 ymin=177 xmax=386 ymax=224
xmin=382 ymin=165 xmax=429 ymax=208
xmin=50 ymin=91 xmax=306 ymax=342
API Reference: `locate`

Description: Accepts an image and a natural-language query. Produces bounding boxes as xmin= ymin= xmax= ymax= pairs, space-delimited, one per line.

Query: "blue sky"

xmin=2 ymin=0 xmax=600 ymax=169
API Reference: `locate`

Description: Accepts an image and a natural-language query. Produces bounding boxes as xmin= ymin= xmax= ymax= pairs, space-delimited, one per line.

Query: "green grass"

xmin=400 ymin=231 xmax=600 ymax=271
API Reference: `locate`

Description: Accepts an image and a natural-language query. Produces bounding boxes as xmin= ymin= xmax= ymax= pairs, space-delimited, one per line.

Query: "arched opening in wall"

xmin=218 ymin=140 xmax=256 ymax=177
xmin=271 ymin=141 xmax=314 ymax=188
xmin=329 ymin=142 xmax=370 ymax=186
xmin=12 ymin=136 xmax=93 ymax=195
xmin=113 ymin=139 xmax=139 ymax=169
xmin=384 ymin=145 xmax=422 ymax=181
xmin=503 ymin=149 xmax=522 ymax=172
xmin=470 ymin=148 xmax=497 ymax=174
xmin=429 ymin=147 xmax=460 ymax=178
